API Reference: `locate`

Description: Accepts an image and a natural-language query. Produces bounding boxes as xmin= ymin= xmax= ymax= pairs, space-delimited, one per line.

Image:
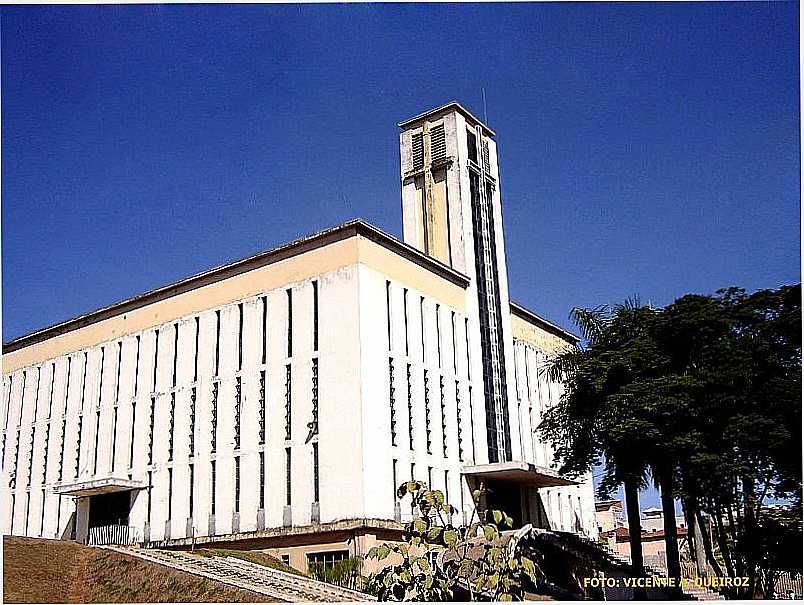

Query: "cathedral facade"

xmin=2 ymin=103 xmax=596 ymax=571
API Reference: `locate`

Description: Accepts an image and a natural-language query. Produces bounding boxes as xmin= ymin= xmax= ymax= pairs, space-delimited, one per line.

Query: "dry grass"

xmin=3 ymin=536 xmax=280 ymax=603
xmin=193 ymin=548 xmax=304 ymax=576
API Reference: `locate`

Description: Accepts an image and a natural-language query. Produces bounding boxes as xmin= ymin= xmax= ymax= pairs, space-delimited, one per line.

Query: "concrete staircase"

xmin=591 ymin=540 xmax=725 ymax=601
xmin=104 ymin=546 xmax=373 ymax=602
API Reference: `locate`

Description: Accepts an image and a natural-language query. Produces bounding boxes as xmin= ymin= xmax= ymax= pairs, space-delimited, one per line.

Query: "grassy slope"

xmin=192 ymin=547 xmax=305 ymax=576
xmin=3 ymin=537 xmax=280 ymax=603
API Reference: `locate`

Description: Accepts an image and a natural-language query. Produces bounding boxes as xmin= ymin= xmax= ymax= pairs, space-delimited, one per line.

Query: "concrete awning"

xmin=462 ymin=462 xmax=578 ymax=488
xmin=54 ymin=476 xmax=145 ymax=497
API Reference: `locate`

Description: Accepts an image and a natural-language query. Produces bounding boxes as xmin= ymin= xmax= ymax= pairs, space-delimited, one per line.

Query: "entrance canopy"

xmin=462 ymin=462 xmax=578 ymax=488
xmin=54 ymin=476 xmax=145 ymax=497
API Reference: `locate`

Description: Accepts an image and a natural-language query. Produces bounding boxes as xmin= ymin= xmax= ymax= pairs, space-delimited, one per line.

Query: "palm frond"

xmin=569 ymin=305 xmax=609 ymax=343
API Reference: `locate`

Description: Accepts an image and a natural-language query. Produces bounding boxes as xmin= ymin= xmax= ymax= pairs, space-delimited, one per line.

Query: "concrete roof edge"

xmin=509 ymin=300 xmax=580 ymax=344
xmin=3 ymin=219 xmax=469 ymax=355
xmin=398 ymin=101 xmax=496 ymax=137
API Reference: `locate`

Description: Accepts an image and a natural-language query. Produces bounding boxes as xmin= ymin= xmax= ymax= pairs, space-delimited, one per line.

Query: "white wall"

xmin=511 ymin=339 xmax=598 ymax=539
xmin=1 ymin=263 xmax=365 ymax=541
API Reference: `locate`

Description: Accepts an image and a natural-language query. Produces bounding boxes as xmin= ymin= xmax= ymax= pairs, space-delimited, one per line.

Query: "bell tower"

xmin=399 ymin=103 xmax=517 ymax=463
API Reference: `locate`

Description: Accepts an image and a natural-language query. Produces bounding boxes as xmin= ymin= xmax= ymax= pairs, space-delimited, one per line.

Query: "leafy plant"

xmin=308 ymin=556 xmax=366 ymax=591
xmin=366 ymin=481 xmax=541 ymax=601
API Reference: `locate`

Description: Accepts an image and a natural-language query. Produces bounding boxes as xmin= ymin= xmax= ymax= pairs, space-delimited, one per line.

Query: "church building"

xmin=1 ymin=103 xmax=597 ymax=571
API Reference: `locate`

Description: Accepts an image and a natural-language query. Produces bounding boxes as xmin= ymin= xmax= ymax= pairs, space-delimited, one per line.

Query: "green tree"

xmin=540 ymin=301 xmax=665 ymax=597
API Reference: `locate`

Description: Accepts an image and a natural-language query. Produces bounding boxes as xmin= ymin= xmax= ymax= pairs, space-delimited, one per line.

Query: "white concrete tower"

xmin=399 ymin=102 xmax=520 ymax=464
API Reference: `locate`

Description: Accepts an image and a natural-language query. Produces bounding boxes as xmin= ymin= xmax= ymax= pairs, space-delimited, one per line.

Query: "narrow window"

xmin=407 ymin=364 xmax=414 ymax=450
xmin=47 ymin=362 xmax=56 ymax=419
xmin=420 ymin=297 xmax=426 ymax=362
xmin=234 ymin=377 xmax=242 ymax=450
xmin=312 ymin=281 xmax=319 ymax=352
xmin=153 ymin=330 xmax=160 ymax=392
xmin=464 ymin=318 xmax=471 ymax=381
xmin=389 ymin=358 xmax=396 ymax=446
xmin=27 ymin=425 xmax=35 ymax=486
xmin=172 ymin=323 xmax=179 ymax=387
xmin=451 ymin=312 xmax=457 ymax=374
xmin=4 ymin=375 xmax=13 ymax=431
xmin=214 ymin=311 xmax=221 ymax=376
xmin=147 ymin=470 xmax=153 ymax=525
xmin=92 ymin=348 xmax=105 ymax=475
xmin=468 ymin=385 xmax=476 ymax=461
xmin=194 ymin=317 xmax=200 ymax=382
xmin=134 ymin=335 xmax=141 ymax=396
xmin=284 ymin=365 xmax=292 ymax=441
xmin=403 ymin=289 xmax=409 ymax=357
xmin=467 ymin=129 xmax=478 ymax=164
xmin=40 ymin=487 xmax=46 ymax=536
xmin=410 ymin=463 xmax=416 ymax=515
xmin=92 ymin=408 xmax=100 ymax=475
xmin=392 ymin=459 xmax=398 ymax=501
xmin=259 ymin=451 xmax=265 ymax=509
xmin=129 ymin=400 xmax=137 ymax=471
xmin=58 ymin=358 xmax=71 ymax=481
xmin=235 ymin=456 xmax=240 ymax=513
xmin=440 ymin=376 xmax=447 ymax=457
xmin=210 ymin=460 xmax=216 ymax=516
xmin=435 ymin=304 xmax=442 ymax=368
xmin=237 ymin=303 xmax=244 ymax=371
xmin=261 ymin=296 xmax=268 ymax=365
xmin=32 ymin=366 xmax=41 ymax=423
xmin=148 ymin=396 xmax=155 ymax=465
xmin=285 ymin=447 xmax=292 ymax=506
xmin=424 ymin=370 xmax=432 ymax=454
xmin=75 ymin=354 xmax=88 ymax=478
xmin=456 ymin=380 xmax=464 ymax=462
xmin=189 ymin=386 xmax=196 ymax=457
xmin=20 ymin=370 xmax=27 ymax=427
xmin=24 ymin=491 xmax=30 ymax=535
xmin=427 ymin=466 xmax=433 ymax=489
xmin=312 ymin=442 xmax=320 ymax=504
xmin=385 ymin=281 xmax=392 ymax=352
xmin=211 ymin=382 xmax=218 ymax=453
xmin=444 ymin=470 xmax=450 ymax=513
xmin=42 ymin=416 xmax=50 ymax=484
xmin=13 ymin=428 xmax=21 ymax=479
xmin=258 ymin=370 xmax=266 ymax=445
xmin=112 ymin=344 xmax=121 ymax=471
xmin=308 ymin=359 xmax=319 ymax=441
xmin=189 ymin=463 xmax=195 ymax=518
xmin=74 ymin=414 xmax=84 ymax=479
xmin=167 ymin=467 xmax=173 ymax=520
xmin=168 ymin=392 xmax=175 ymax=461
xmin=286 ymin=289 xmax=293 ymax=358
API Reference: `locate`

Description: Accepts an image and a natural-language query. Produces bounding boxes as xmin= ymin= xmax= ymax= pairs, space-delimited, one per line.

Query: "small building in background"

xmin=595 ymin=498 xmax=626 ymax=534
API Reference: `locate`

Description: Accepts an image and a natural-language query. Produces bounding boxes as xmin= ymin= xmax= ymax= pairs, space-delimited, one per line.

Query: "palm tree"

xmin=539 ymin=300 xmax=656 ymax=599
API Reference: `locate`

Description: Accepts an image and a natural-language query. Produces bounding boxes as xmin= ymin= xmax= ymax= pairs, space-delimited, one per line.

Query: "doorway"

xmin=485 ymin=481 xmax=524 ymax=528
xmin=88 ymin=491 xmax=132 ymax=528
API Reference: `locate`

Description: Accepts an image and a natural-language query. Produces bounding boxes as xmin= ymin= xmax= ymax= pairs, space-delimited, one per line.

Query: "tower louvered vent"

xmin=482 ymin=140 xmax=491 ymax=173
xmin=431 ymin=125 xmax=446 ymax=163
xmin=412 ymin=133 xmax=424 ymax=171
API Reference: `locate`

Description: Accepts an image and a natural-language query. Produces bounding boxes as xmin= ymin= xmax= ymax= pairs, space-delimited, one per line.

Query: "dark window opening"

xmin=286 ymin=289 xmax=293 ymax=358
xmin=467 ymin=130 xmax=478 ymax=164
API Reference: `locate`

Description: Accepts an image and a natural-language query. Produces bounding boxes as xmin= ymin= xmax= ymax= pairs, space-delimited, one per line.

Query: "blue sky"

xmin=2 ymin=3 xmax=799 ymax=509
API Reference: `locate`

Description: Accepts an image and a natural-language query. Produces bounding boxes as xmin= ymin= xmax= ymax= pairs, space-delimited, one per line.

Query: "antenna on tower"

xmin=481 ymin=87 xmax=488 ymax=124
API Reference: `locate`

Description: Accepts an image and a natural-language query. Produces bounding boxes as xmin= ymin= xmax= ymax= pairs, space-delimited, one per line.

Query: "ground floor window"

xmin=307 ymin=550 xmax=349 ymax=568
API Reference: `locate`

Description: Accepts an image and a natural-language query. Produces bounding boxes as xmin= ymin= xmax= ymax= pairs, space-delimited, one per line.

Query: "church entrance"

xmin=485 ymin=480 xmax=524 ymax=528
xmin=88 ymin=491 xmax=132 ymax=528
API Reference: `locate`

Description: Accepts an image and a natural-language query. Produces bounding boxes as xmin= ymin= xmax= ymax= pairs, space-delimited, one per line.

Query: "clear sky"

xmin=2 ymin=3 xmax=799 ymax=508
